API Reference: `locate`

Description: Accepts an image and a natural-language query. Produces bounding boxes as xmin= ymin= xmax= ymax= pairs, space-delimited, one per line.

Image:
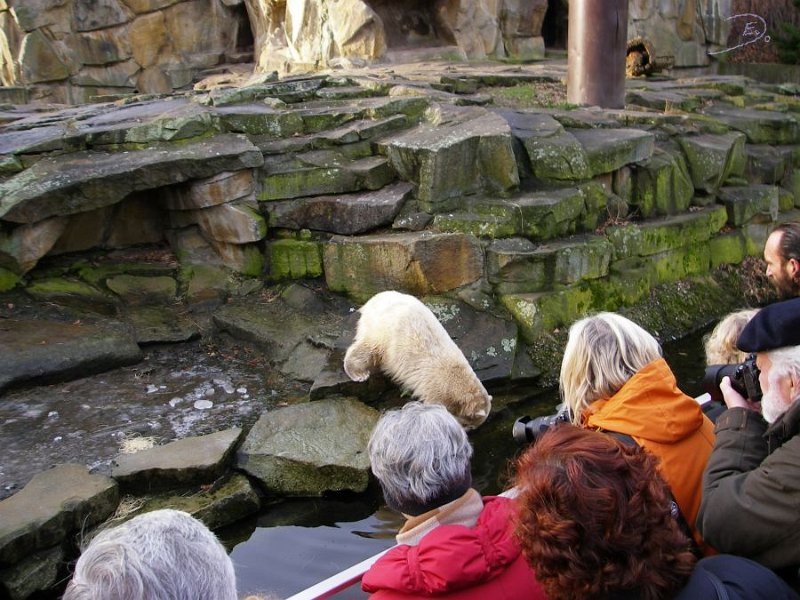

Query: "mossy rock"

xmin=138 ymin=473 xmax=261 ymax=531
xmin=779 ymin=188 xmax=795 ymax=212
xmin=216 ymin=108 xmax=304 ymax=137
xmin=267 ymin=239 xmax=324 ymax=281
xmin=106 ymin=274 xmax=178 ymax=305
xmin=258 ymin=167 xmax=358 ymax=202
xmin=631 ymin=148 xmax=694 ymax=217
xmin=0 ymin=154 xmax=23 ymax=176
xmin=74 ymin=261 xmax=177 ymax=288
xmin=0 ymin=268 xmax=21 ymax=292
xmin=121 ymin=112 xmax=218 ymax=144
xmin=704 ymin=105 xmax=800 ymax=145
xmin=499 ymin=285 xmax=594 ymax=343
xmin=709 ymin=231 xmax=748 ymax=268
xmin=514 ymin=188 xmax=587 ymax=240
xmin=606 ymin=207 xmax=727 ymax=259
xmin=26 ymin=277 xmax=119 ymax=314
xmin=180 ymin=264 xmax=231 ymax=307
xmin=432 ymin=212 xmax=518 ymax=239
xmin=296 ymin=106 xmax=364 ymax=133
xmin=718 ymin=185 xmax=779 ymax=226
xmin=365 ymin=97 xmax=430 ymax=122
xmin=649 ymin=245 xmax=713 ymax=284
xmin=488 ymin=235 xmax=612 ymax=294
xmin=794 ymin=171 xmax=800 ymax=208
xmin=587 ymin=266 xmax=652 ymax=310
xmin=522 ymin=129 xmax=591 ymax=181
xmin=679 ymin=132 xmax=747 ymax=195
xmin=572 ymin=128 xmax=655 ymax=177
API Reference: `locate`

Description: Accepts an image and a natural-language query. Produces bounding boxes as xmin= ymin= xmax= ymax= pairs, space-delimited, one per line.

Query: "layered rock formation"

xmin=0 ymin=0 xmax=739 ymax=105
xmin=1 ymin=60 xmax=798 ymax=599
xmin=1 ymin=61 xmax=797 ymax=375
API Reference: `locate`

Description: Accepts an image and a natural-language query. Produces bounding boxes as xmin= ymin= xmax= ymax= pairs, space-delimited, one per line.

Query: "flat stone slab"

xmin=570 ymin=127 xmax=655 ymax=176
xmin=324 ymin=231 xmax=484 ymax=302
xmin=0 ymin=134 xmax=263 ymax=223
xmin=138 ymin=473 xmax=261 ymax=531
xmin=718 ymin=184 xmax=780 ymax=226
xmin=487 ymin=235 xmax=614 ymax=294
xmin=605 ymin=206 xmax=729 ymax=258
xmin=126 ymin=306 xmax=201 ymax=344
xmin=0 ymin=319 xmax=143 ymax=393
xmin=0 ymin=464 xmax=118 ymax=565
xmin=212 ymin=287 xmax=348 ymax=382
xmin=111 ymin=427 xmax=242 ymax=492
xmin=264 ymin=181 xmax=413 ymax=234
xmin=703 ymin=104 xmax=800 ymax=144
xmin=236 ymin=398 xmax=379 ymax=496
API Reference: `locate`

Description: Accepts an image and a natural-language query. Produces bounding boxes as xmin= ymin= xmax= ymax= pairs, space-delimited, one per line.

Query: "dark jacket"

xmin=361 ymin=496 xmax=546 ymax=600
xmin=697 ymin=400 xmax=800 ymax=571
xmin=674 ymin=555 xmax=798 ymax=600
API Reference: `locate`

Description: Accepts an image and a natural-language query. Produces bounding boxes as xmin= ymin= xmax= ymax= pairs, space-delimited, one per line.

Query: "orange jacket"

xmin=583 ymin=357 xmax=716 ymax=552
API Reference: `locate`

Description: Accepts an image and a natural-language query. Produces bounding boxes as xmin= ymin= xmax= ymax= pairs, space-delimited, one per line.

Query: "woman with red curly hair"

xmin=513 ymin=425 xmax=798 ymax=600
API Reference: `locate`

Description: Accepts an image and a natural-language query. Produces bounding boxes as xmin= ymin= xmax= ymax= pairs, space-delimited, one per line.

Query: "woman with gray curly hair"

xmin=361 ymin=401 xmax=545 ymax=600
xmin=63 ymin=509 xmax=238 ymax=600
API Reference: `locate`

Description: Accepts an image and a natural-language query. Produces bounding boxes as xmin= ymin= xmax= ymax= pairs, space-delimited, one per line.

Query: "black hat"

xmin=736 ymin=298 xmax=800 ymax=352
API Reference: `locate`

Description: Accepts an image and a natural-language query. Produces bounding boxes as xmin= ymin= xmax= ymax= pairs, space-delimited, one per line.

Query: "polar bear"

xmin=343 ymin=290 xmax=492 ymax=429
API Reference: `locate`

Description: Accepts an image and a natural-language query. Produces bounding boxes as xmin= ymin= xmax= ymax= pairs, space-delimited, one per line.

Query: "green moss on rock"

xmin=0 ymin=268 xmax=21 ymax=292
xmin=709 ymin=232 xmax=748 ymax=267
xmin=267 ymin=239 xmax=324 ymax=281
xmin=632 ymin=149 xmax=694 ymax=217
xmin=606 ymin=207 xmax=727 ymax=259
xmin=27 ymin=277 xmax=118 ymax=313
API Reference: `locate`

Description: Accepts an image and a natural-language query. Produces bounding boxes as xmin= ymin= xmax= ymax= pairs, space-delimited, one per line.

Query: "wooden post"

xmin=567 ymin=0 xmax=629 ymax=109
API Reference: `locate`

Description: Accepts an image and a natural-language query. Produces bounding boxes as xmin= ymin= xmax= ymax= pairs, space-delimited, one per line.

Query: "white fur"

xmin=344 ymin=291 xmax=492 ymax=429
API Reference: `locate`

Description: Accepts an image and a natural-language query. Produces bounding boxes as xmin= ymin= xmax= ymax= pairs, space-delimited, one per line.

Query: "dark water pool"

xmin=222 ymin=329 xmax=711 ymax=600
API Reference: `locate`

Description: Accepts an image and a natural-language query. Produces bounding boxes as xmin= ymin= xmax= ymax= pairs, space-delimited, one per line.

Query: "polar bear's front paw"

xmin=343 ymin=346 xmax=373 ymax=382
xmin=346 ymin=369 xmax=371 ymax=382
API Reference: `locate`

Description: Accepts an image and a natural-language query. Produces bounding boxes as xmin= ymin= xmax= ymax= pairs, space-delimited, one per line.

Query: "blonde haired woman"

xmin=560 ymin=312 xmax=716 ymax=554
xmin=704 ymin=308 xmax=759 ymax=366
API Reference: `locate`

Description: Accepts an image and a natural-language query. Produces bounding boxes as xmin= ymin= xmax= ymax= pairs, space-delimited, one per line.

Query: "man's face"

xmin=758 ymin=352 xmax=795 ymax=424
xmin=764 ymin=231 xmax=800 ymax=299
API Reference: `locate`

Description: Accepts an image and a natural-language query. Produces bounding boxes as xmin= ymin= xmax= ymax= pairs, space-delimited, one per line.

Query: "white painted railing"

xmin=284 ymin=549 xmax=389 ymax=600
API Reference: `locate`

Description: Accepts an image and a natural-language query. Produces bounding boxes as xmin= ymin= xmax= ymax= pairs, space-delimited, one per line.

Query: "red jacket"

xmin=584 ymin=357 xmax=716 ymax=552
xmin=361 ymin=496 xmax=545 ymax=600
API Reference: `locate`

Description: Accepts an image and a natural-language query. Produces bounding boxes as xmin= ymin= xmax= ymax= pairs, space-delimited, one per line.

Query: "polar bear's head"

xmin=426 ymin=366 xmax=492 ymax=430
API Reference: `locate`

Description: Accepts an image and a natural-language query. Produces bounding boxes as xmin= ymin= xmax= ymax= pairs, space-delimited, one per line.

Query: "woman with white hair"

xmin=361 ymin=401 xmax=546 ymax=600
xmin=559 ymin=312 xmax=716 ymax=554
xmin=63 ymin=509 xmax=238 ymax=600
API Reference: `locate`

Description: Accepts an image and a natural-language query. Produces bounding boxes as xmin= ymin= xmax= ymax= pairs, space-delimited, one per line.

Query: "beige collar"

xmin=395 ymin=488 xmax=484 ymax=547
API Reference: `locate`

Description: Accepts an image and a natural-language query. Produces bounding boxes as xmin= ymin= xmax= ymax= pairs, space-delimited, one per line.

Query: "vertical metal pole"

xmin=567 ymin=0 xmax=629 ymax=109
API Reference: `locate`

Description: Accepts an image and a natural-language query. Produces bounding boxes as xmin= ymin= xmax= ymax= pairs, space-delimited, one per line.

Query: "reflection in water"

xmin=222 ymin=496 xmax=400 ymax=599
xmin=223 ymin=329 xmax=710 ymax=599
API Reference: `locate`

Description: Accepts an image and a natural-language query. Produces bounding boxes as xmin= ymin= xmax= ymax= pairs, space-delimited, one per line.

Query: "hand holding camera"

xmin=718 ymin=375 xmax=759 ymax=411
xmin=703 ymin=353 xmax=762 ymax=403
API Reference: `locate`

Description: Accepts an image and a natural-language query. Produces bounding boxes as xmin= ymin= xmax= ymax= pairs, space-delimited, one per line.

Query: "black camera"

xmin=512 ymin=404 xmax=572 ymax=445
xmin=703 ymin=353 xmax=762 ymax=403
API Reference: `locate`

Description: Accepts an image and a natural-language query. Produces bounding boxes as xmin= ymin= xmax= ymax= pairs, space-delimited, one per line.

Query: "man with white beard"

xmin=697 ymin=297 xmax=800 ymax=584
